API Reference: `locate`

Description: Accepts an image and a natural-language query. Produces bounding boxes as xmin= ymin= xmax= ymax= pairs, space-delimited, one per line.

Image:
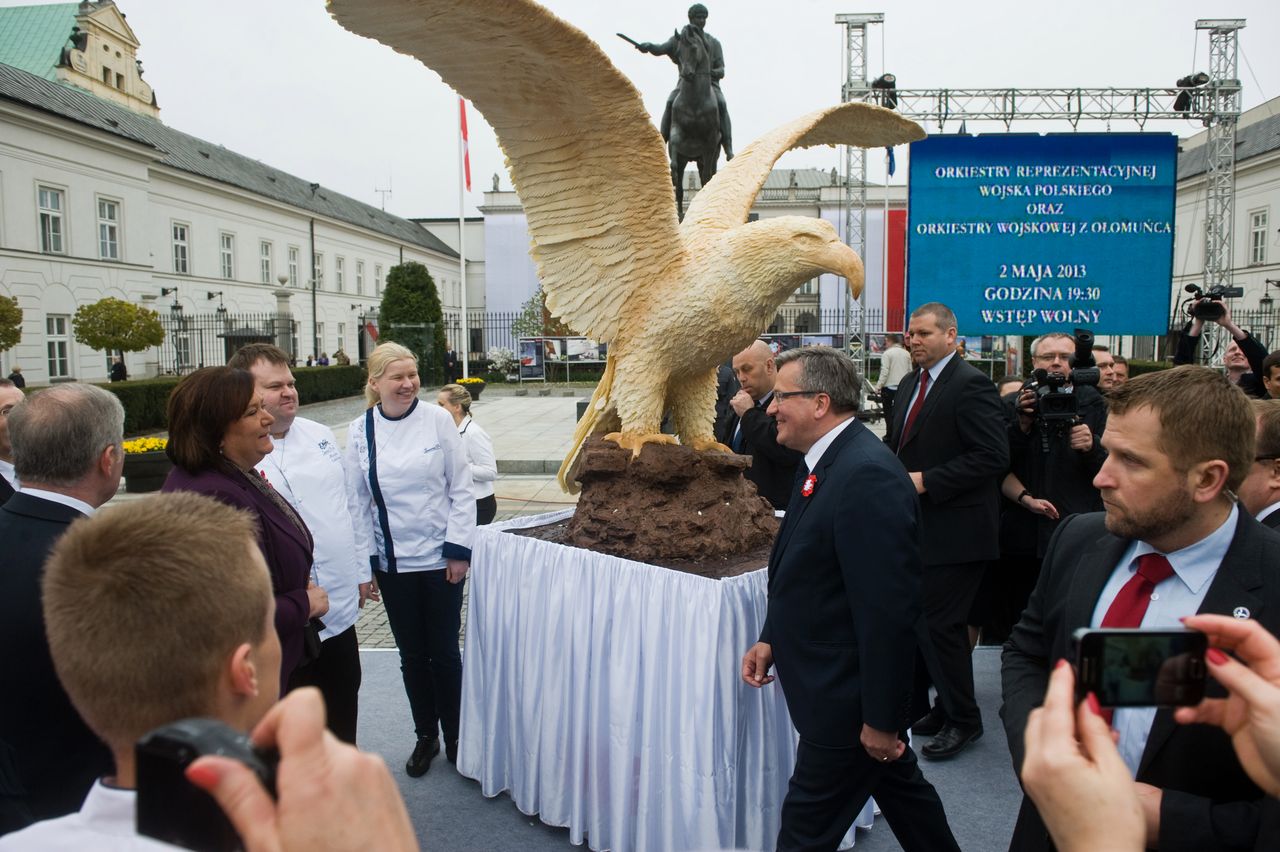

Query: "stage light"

xmin=871 ymin=73 xmax=897 ymax=111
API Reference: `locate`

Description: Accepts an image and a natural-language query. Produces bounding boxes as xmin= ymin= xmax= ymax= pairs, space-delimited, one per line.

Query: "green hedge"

xmin=1124 ymin=359 xmax=1170 ymax=377
xmin=100 ymin=365 xmax=366 ymax=435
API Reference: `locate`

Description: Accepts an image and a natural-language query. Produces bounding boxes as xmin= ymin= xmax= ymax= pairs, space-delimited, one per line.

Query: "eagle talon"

xmin=603 ymin=431 xmax=679 ymax=458
xmin=688 ymin=437 xmax=733 ymax=454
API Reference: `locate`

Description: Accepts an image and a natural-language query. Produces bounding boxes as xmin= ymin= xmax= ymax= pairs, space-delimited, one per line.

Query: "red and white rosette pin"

xmin=801 ymin=473 xmax=817 ymax=498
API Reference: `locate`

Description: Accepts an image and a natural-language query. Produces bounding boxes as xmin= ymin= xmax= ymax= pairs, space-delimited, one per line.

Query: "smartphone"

xmin=1073 ymin=627 xmax=1208 ymax=708
xmin=136 ymin=718 xmax=277 ymax=852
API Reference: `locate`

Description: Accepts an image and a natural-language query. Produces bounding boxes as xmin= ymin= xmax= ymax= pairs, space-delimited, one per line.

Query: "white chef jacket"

xmin=258 ymin=416 xmax=368 ymax=639
xmin=458 ymin=414 xmax=496 ymax=500
xmin=0 ymin=781 xmax=178 ymax=850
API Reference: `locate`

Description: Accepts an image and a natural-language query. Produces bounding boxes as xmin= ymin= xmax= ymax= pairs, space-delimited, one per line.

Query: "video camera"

xmin=1021 ymin=327 xmax=1099 ymax=451
xmin=1183 ymin=283 xmax=1230 ymax=322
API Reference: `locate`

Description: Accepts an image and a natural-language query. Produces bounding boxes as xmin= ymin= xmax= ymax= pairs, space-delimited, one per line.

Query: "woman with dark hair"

xmin=161 ymin=366 xmax=327 ymax=685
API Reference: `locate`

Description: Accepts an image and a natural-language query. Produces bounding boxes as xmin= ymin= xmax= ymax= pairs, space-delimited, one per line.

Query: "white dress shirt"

xmin=1089 ymin=504 xmax=1237 ymax=774
xmin=0 ymin=780 xmax=178 ymax=850
xmin=258 ymin=416 xmax=367 ymax=639
xmin=901 ymin=350 xmax=956 ymax=414
xmin=0 ymin=458 xmax=16 ymax=490
xmin=18 ymin=487 xmax=96 ymax=517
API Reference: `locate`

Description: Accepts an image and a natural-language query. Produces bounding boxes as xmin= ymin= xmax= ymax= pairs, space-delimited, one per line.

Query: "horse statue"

xmin=666 ymin=28 xmax=721 ymax=218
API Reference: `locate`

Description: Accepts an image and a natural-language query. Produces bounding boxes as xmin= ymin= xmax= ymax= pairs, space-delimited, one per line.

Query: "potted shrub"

xmin=458 ymin=375 xmax=487 ymax=400
xmin=121 ymin=437 xmax=172 ymax=493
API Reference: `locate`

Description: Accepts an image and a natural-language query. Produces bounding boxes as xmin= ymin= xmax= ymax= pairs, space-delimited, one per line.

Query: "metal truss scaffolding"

xmin=836 ymin=15 xmax=1244 ymax=370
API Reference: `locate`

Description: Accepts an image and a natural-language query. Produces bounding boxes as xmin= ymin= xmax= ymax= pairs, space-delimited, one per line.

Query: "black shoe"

xmin=445 ymin=739 xmax=458 ymax=765
xmin=405 ymin=736 xmax=440 ymax=777
xmin=921 ymin=724 xmax=982 ymax=761
xmin=911 ymin=707 xmax=947 ymax=737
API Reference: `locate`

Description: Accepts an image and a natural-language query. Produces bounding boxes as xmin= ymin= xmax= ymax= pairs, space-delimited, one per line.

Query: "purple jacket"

xmin=162 ymin=465 xmax=314 ymax=685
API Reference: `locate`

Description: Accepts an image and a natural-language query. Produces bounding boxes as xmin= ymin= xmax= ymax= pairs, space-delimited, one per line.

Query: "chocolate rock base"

xmin=564 ymin=438 xmax=779 ymax=564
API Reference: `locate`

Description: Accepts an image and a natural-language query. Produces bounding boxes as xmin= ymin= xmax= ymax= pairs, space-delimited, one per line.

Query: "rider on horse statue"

xmin=634 ymin=3 xmax=733 ymax=161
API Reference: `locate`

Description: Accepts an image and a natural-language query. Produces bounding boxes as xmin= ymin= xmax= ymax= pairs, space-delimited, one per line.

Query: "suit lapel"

xmin=1065 ymin=531 xmax=1131 ymax=634
xmin=1138 ymin=513 xmax=1265 ymax=776
xmin=227 ymin=469 xmax=313 ymax=556
xmin=891 ymin=370 xmax=917 ymax=449
xmin=769 ymin=422 xmax=859 ymax=574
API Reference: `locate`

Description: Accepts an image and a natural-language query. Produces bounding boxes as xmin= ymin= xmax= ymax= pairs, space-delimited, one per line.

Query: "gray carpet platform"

xmin=356 ymin=647 xmax=1022 ymax=851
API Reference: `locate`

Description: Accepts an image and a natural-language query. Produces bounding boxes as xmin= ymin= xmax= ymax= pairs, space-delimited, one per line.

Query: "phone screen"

xmin=1075 ymin=628 xmax=1208 ymax=708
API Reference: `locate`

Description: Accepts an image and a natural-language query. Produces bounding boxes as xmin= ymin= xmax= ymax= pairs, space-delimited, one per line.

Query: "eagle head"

xmin=723 ymin=216 xmax=865 ymax=309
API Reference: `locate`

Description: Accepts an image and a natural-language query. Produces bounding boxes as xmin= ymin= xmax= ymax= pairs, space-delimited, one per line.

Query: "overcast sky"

xmin=11 ymin=0 xmax=1276 ymax=219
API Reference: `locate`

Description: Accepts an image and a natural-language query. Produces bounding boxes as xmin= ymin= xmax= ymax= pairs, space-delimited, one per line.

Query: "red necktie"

xmin=1098 ymin=553 xmax=1175 ymax=722
xmin=1101 ymin=553 xmax=1175 ymax=629
xmin=900 ymin=368 xmax=930 ymax=442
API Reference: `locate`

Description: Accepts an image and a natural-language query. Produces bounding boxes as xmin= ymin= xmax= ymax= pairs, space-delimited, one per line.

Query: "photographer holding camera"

xmin=1009 ymin=331 xmax=1108 ymax=550
xmin=1173 ymin=289 xmax=1269 ymax=399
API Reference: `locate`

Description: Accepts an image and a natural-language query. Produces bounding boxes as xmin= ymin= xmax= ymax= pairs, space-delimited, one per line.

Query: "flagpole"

xmin=457 ymin=97 xmax=470 ymax=379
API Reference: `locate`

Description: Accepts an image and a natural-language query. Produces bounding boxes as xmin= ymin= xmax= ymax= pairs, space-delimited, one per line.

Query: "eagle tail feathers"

xmin=557 ymin=354 xmax=618 ymax=493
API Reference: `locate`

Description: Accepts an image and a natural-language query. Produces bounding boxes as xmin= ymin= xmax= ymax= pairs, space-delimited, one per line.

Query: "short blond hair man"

xmin=0 ymin=493 xmax=280 ymax=849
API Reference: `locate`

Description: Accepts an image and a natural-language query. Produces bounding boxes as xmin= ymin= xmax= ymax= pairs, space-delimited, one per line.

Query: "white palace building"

xmin=0 ymin=1 xmax=462 ymax=384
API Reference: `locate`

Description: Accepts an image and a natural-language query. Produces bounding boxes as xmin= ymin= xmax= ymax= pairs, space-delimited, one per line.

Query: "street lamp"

xmin=206 ymin=290 xmax=227 ymax=316
xmin=160 ymin=287 xmax=182 ymax=317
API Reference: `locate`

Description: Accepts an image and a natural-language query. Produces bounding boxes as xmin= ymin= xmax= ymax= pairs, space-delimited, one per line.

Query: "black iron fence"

xmin=160 ymin=304 xmax=1280 ymax=376
xmin=157 ymin=311 xmax=298 ymax=375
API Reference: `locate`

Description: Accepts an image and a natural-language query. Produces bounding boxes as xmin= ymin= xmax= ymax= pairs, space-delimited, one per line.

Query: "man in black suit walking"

xmin=1002 ymin=366 xmax=1280 ymax=852
xmin=0 ymin=379 xmax=23 ymax=504
xmin=723 ymin=340 xmax=803 ymax=508
xmin=887 ymin=302 xmax=1009 ymax=759
xmin=0 ymin=384 xmax=122 ymax=833
xmin=741 ymin=346 xmax=959 ymax=852
xmin=1239 ymin=399 xmax=1280 ymax=531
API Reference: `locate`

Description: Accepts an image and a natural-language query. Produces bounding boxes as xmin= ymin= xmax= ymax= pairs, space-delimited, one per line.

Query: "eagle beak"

xmin=823 ymin=239 xmax=864 ymax=299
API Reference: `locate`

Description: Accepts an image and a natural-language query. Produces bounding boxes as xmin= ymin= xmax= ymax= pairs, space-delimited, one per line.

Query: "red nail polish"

xmin=1085 ymin=692 xmax=1102 ymax=717
xmin=184 ymin=762 xmax=219 ymax=789
xmin=1207 ymin=648 xmax=1229 ymax=666
xmin=1055 ymin=658 xmax=1070 ymax=671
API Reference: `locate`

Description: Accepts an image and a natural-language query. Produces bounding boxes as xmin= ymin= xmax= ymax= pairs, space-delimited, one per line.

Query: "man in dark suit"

xmin=0 ymin=384 xmax=122 ymax=832
xmin=0 ymin=379 xmax=23 ymax=504
xmin=1238 ymin=398 xmax=1280 ymax=531
xmin=713 ymin=357 xmax=739 ymax=446
xmin=444 ymin=347 xmax=460 ymax=383
xmin=722 ymin=340 xmax=803 ymax=507
xmin=1002 ymin=365 xmax=1280 ymax=852
xmin=741 ymin=346 xmax=960 ymax=852
xmin=887 ymin=302 xmax=1009 ymax=759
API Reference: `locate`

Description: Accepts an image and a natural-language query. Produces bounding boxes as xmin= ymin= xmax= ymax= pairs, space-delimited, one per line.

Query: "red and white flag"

xmin=459 ymin=97 xmax=471 ymax=192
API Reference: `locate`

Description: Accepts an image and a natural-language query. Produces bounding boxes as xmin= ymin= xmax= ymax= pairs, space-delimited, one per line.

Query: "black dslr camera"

xmin=1021 ymin=328 xmax=1100 ymax=451
xmin=136 ymin=718 xmax=279 ymax=851
xmin=1184 ymin=283 xmax=1229 ymax=322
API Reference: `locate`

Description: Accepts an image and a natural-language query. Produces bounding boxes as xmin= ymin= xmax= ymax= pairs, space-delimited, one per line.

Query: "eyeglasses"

xmin=773 ymin=390 xmax=826 ymax=401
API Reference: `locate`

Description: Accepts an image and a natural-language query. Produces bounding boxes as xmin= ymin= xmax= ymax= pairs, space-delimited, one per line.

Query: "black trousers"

xmin=917 ymin=560 xmax=986 ymax=728
xmin=376 ymin=568 xmax=463 ymax=743
xmin=778 ymin=738 xmax=960 ymax=852
xmin=477 ymin=494 xmax=497 ymax=526
xmin=287 ymin=624 xmax=362 ymax=744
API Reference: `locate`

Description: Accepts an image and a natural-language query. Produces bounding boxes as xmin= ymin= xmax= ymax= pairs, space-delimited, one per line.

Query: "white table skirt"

xmin=458 ymin=509 xmax=874 ymax=851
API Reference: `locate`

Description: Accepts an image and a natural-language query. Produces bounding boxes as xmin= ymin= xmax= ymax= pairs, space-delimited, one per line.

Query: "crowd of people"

xmin=4 ymin=304 xmax=1280 ymax=850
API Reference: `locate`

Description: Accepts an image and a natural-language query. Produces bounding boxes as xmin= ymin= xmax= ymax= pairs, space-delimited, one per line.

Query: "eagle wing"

xmin=681 ymin=102 xmax=926 ymax=233
xmin=327 ymin=0 xmax=684 ymax=344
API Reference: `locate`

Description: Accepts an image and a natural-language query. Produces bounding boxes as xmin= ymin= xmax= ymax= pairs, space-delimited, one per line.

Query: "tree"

xmin=511 ymin=285 xmax=575 ymax=338
xmin=72 ymin=298 xmax=165 ymax=356
xmin=0 ymin=296 xmax=21 ymax=353
xmin=379 ymin=262 xmax=448 ymax=384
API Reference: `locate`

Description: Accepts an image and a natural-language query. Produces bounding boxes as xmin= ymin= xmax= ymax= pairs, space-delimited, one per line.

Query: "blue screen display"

xmin=906 ymin=134 xmax=1176 ymax=335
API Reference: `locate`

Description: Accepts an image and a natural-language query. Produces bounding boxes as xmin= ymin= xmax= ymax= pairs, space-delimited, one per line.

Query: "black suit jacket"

xmin=730 ymin=396 xmax=803 ymax=508
xmin=887 ymin=354 xmax=1009 ymax=565
xmin=1260 ymin=508 xmax=1280 ymax=531
xmin=760 ymin=419 xmax=922 ymax=745
xmin=0 ymin=475 xmax=13 ymax=505
xmin=1001 ymin=510 xmax=1280 ymax=852
xmin=0 ymin=493 xmax=112 ymax=825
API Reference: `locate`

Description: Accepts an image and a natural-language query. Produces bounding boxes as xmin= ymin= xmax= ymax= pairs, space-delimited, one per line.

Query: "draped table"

xmin=458 ymin=509 xmax=873 ymax=851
